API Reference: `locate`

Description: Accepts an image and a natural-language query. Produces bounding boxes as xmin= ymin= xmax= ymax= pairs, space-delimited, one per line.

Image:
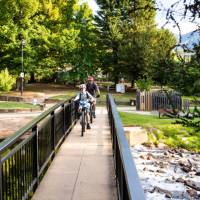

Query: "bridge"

xmin=0 ymin=94 xmax=145 ymax=200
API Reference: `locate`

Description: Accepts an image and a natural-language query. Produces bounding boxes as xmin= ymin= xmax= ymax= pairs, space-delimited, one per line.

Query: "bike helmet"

xmin=79 ymin=84 xmax=86 ymax=89
xmin=87 ymin=76 xmax=94 ymax=81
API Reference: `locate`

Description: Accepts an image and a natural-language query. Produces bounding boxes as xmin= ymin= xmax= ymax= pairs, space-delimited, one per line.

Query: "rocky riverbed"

xmin=132 ymin=145 xmax=200 ymax=200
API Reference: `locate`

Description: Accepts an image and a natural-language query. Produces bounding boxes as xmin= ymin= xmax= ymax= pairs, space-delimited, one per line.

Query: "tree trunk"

xmin=112 ymin=41 xmax=119 ymax=86
xmin=114 ymin=76 xmax=119 ymax=85
xmin=29 ymin=72 xmax=36 ymax=83
xmin=131 ymin=80 xmax=134 ymax=88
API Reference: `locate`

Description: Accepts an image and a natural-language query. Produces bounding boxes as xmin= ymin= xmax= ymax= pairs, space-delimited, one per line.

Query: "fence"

xmin=0 ymin=98 xmax=77 ymax=200
xmin=107 ymin=94 xmax=145 ymax=200
xmin=136 ymin=90 xmax=182 ymax=111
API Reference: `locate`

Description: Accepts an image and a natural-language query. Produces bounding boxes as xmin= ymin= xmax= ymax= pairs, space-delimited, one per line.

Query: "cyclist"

xmin=86 ymin=76 xmax=100 ymax=118
xmin=74 ymin=84 xmax=94 ymax=129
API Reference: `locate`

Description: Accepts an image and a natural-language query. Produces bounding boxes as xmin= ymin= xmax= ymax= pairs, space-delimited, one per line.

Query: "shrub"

xmin=0 ymin=68 xmax=16 ymax=92
xmin=135 ymin=78 xmax=153 ymax=91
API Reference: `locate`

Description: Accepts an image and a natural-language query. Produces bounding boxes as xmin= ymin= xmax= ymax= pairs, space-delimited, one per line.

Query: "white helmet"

xmin=79 ymin=84 xmax=86 ymax=89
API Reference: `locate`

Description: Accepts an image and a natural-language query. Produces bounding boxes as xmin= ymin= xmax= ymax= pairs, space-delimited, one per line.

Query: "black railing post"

xmin=107 ymin=94 xmax=146 ymax=200
xmin=0 ymin=156 xmax=2 ymax=200
xmin=32 ymin=125 xmax=39 ymax=187
xmin=51 ymin=111 xmax=55 ymax=155
xmin=62 ymin=104 xmax=65 ymax=136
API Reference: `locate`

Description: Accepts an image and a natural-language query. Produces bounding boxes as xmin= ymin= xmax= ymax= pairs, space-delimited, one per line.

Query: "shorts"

xmin=79 ymin=101 xmax=90 ymax=112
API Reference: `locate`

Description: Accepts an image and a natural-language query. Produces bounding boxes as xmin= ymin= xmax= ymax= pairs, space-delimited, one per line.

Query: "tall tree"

xmin=95 ymin=0 xmax=162 ymax=84
xmin=0 ymin=0 xmax=98 ymax=82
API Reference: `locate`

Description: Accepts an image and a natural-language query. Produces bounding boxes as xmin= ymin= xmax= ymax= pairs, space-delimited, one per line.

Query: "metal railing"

xmin=0 ymin=98 xmax=77 ymax=200
xmin=107 ymin=94 xmax=145 ymax=200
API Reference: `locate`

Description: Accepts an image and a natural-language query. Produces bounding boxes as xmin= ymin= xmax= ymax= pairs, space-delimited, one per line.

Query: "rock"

xmin=165 ymin=193 xmax=172 ymax=198
xmin=140 ymin=155 xmax=145 ymax=159
xmin=181 ymin=166 xmax=192 ymax=173
xmin=156 ymin=169 xmax=165 ymax=173
xmin=165 ymin=178 xmax=174 ymax=183
xmin=196 ymin=170 xmax=200 ymax=176
xmin=171 ymin=191 xmax=185 ymax=199
xmin=187 ymin=189 xmax=198 ymax=198
xmin=147 ymin=155 xmax=152 ymax=160
xmin=176 ymin=177 xmax=185 ymax=183
xmin=142 ymin=161 xmax=154 ymax=165
xmin=157 ymin=161 xmax=167 ymax=168
xmin=164 ymin=151 xmax=169 ymax=156
xmin=154 ymin=186 xmax=172 ymax=198
xmin=143 ymin=167 xmax=147 ymax=171
xmin=185 ymin=180 xmax=200 ymax=191
xmin=147 ymin=153 xmax=154 ymax=157
xmin=149 ymin=169 xmax=154 ymax=172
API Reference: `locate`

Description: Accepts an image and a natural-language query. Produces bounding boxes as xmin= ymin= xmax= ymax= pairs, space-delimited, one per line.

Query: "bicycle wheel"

xmin=81 ymin=110 xmax=85 ymax=136
xmin=90 ymin=106 xmax=93 ymax=124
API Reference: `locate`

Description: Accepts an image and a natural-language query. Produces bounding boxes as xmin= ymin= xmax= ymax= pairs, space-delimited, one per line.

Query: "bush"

xmin=0 ymin=68 xmax=16 ymax=92
xmin=135 ymin=78 xmax=153 ymax=91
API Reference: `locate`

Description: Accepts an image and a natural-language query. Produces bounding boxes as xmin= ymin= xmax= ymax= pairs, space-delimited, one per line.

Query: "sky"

xmin=82 ymin=0 xmax=199 ymax=35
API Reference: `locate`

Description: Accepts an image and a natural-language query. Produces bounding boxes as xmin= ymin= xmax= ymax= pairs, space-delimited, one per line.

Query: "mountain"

xmin=178 ymin=31 xmax=200 ymax=49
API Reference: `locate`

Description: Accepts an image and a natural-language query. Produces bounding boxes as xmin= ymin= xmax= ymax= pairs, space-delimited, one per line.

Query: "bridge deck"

xmin=32 ymin=107 xmax=117 ymax=200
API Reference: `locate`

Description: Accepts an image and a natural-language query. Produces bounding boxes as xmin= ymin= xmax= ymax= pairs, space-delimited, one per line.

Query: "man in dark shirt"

xmin=86 ymin=76 xmax=100 ymax=118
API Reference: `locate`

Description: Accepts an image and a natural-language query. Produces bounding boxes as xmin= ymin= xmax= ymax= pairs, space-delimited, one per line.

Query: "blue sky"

xmin=82 ymin=0 xmax=198 ymax=35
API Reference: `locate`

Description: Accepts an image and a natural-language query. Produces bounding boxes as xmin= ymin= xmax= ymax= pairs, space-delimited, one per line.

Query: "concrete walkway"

xmin=32 ymin=107 xmax=117 ymax=200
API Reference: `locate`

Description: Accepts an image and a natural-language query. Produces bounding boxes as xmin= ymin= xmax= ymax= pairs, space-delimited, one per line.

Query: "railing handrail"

xmin=0 ymin=98 xmax=71 ymax=154
xmin=107 ymin=94 xmax=145 ymax=200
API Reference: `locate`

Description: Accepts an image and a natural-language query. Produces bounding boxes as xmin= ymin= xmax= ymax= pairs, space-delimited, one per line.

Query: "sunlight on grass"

xmin=50 ymin=91 xmax=77 ymax=100
xmin=0 ymin=101 xmax=39 ymax=109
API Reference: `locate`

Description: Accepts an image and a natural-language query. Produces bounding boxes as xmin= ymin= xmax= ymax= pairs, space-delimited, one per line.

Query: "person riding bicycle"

xmin=74 ymin=84 xmax=94 ymax=129
xmin=86 ymin=76 xmax=100 ymax=118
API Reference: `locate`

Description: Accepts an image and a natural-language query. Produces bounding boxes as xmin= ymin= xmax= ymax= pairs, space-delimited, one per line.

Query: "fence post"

xmin=62 ymin=104 xmax=65 ymax=136
xmin=51 ymin=111 xmax=55 ymax=156
xmin=0 ymin=156 xmax=2 ymax=200
xmin=32 ymin=125 xmax=39 ymax=187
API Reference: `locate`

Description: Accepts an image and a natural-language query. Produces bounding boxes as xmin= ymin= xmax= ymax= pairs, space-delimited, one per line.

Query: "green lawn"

xmin=182 ymin=96 xmax=200 ymax=101
xmin=119 ymin=112 xmax=200 ymax=152
xmin=0 ymin=101 xmax=40 ymax=109
xmin=119 ymin=112 xmax=176 ymax=127
xmin=50 ymin=90 xmax=77 ymax=100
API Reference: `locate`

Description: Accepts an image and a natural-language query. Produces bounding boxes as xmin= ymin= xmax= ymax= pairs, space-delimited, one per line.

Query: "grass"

xmin=50 ymin=90 xmax=136 ymax=104
xmin=0 ymin=101 xmax=40 ymax=109
xmin=119 ymin=112 xmax=176 ymax=127
xmin=182 ymin=96 xmax=200 ymax=101
xmin=119 ymin=112 xmax=200 ymax=152
xmin=50 ymin=90 xmax=77 ymax=100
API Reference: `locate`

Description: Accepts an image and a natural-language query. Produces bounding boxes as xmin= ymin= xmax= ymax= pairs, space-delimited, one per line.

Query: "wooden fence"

xmin=136 ymin=90 xmax=182 ymax=111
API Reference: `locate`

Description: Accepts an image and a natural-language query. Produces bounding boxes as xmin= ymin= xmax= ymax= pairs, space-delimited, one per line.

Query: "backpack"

xmin=79 ymin=92 xmax=90 ymax=101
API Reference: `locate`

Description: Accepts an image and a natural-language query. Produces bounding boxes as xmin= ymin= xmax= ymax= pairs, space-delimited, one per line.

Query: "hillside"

xmin=178 ymin=31 xmax=200 ymax=49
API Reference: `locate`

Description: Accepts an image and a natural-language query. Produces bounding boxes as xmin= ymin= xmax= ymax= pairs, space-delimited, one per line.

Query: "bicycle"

xmin=79 ymin=101 xmax=89 ymax=136
xmin=89 ymin=101 xmax=94 ymax=124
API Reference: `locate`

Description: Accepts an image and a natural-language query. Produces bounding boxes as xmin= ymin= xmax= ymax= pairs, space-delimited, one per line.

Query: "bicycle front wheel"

xmin=90 ymin=107 xmax=93 ymax=124
xmin=81 ymin=111 xmax=85 ymax=136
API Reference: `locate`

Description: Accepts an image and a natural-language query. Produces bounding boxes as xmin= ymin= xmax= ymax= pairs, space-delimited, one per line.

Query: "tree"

xmin=151 ymin=29 xmax=177 ymax=88
xmin=0 ymin=0 xmax=98 ymax=83
xmin=70 ymin=3 xmax=98 ymax=82
xmin=95 ymin=0 xmax=176 ymax=85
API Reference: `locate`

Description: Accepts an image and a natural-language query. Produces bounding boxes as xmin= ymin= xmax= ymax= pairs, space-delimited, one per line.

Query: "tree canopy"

xmin=0 ymin=0 xmax=97 ymax=82
xmin=0 ymin=0 xmax=199 ymax=95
